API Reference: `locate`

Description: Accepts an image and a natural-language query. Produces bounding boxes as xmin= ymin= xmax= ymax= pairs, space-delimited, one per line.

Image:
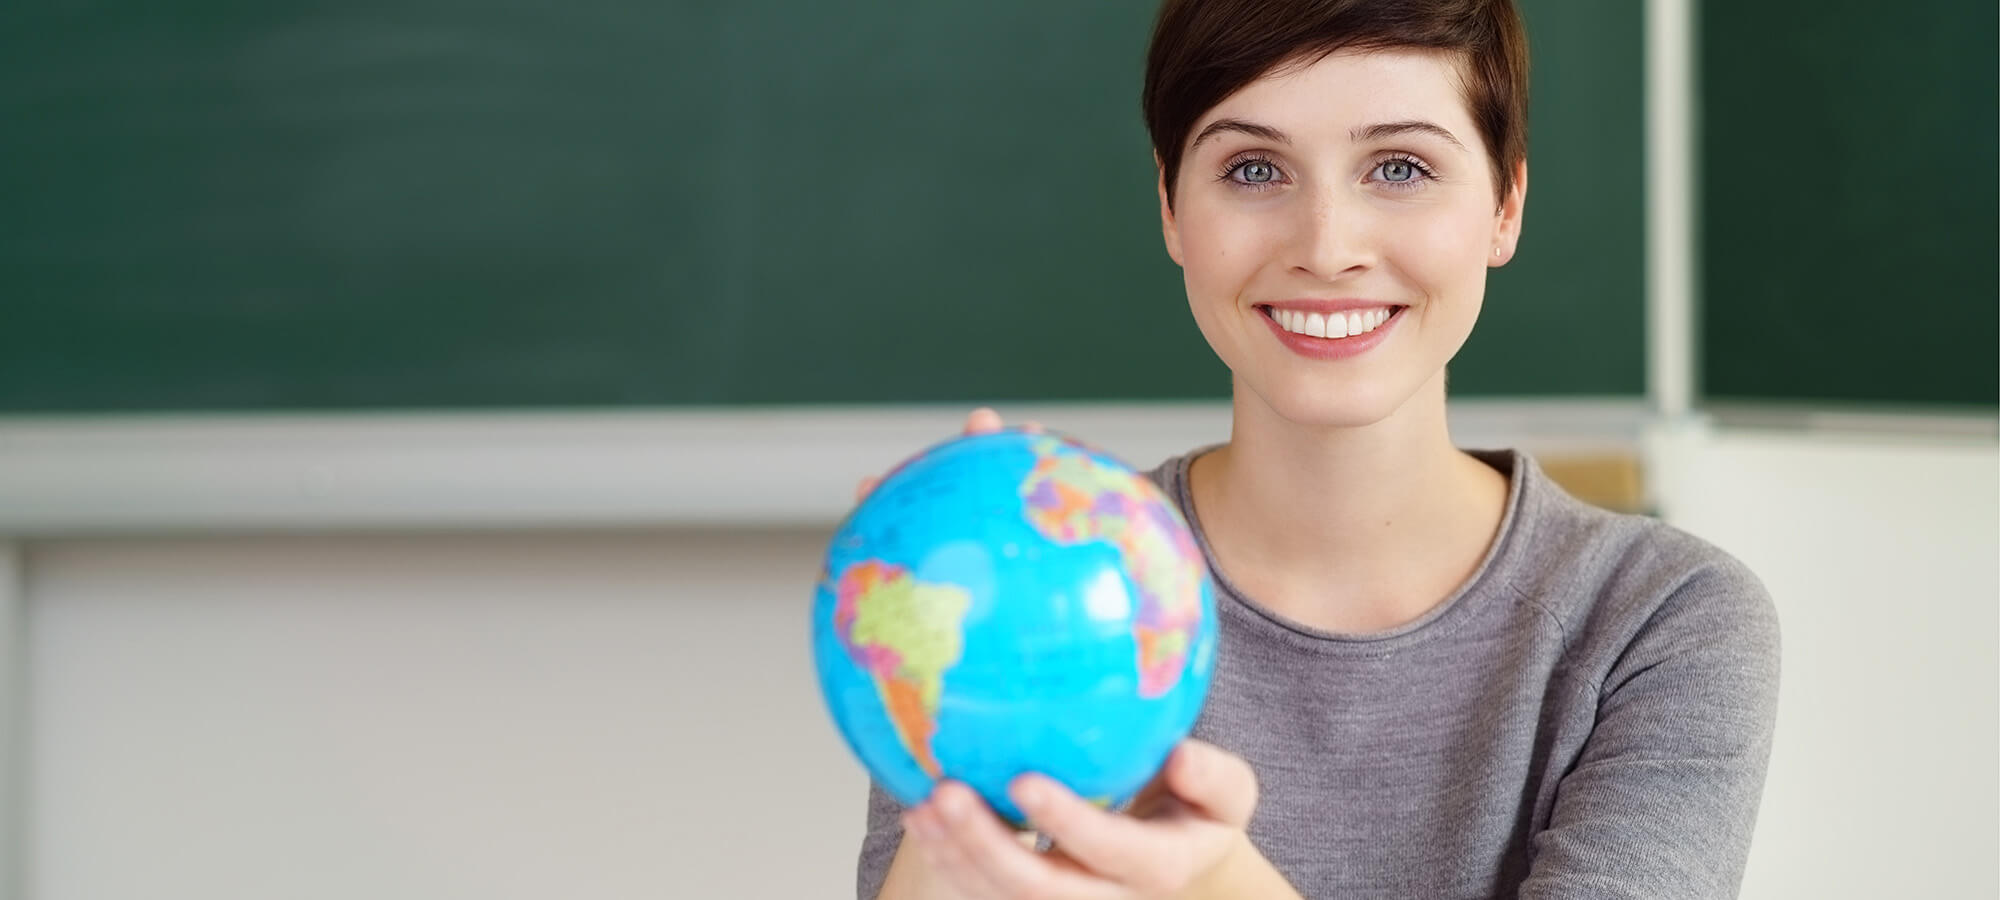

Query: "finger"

xmin=932 ymin=780 xmax=1120 ymax=900
xmin=903 ymin=804 xmax=1006 ymax=900
xmin=923 ymin=786 xmax=1040 ymax=899
xmin=1012 ymin=774 xmax=1186 ymax=891
xmin=1022 ymin=419 xmax=1045 ymax=434
xmin=963 ymin=407 xmax=1005 ymax=435
xmin=1121 ymin=765 xmax=1177 ymax=820
xmin=1162 ymin=740 xmax=1260 ymax=827
xmin=853 ymin=475 xmax=882 ymax=503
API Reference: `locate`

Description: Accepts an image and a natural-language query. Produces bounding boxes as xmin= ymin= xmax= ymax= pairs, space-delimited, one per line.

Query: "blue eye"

xmin=1218 ymin=156 xmax=1285 ymax=191
xmin=1371 ymin=155 xmax=1436 ymax=188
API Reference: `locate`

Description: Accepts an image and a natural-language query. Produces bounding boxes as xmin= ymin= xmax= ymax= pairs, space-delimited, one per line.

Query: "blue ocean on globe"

xmin=811 ymin=428 xmax=1217 ymax=825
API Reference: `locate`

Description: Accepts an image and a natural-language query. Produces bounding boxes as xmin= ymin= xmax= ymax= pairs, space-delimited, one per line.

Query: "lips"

xmin=1257 ymin=299 xmax=1402 ymax=315
xmin=1255 ymin=303 xmax=1407 ymax=361
xmin=1261 ymin=304 xmax=1398 ymax=339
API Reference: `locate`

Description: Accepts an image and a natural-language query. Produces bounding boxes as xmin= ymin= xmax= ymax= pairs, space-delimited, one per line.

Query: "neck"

xmin=1188 ymin=371 xmax=1509 ymax=632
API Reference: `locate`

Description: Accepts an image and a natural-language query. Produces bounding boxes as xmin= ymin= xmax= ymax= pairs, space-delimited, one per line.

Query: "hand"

xmin=852 ymin=407 xmax=1042 ymax=502
xmin=898 ymin=739 xmax=1260 ymax=899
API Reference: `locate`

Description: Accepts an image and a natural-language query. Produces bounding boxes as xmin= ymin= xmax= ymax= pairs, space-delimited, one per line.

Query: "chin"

xmin=1243 ymin=372 xmax=1421 ymax=430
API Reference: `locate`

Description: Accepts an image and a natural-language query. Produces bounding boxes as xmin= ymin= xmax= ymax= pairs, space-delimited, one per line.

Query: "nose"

xmin=1288 ymin=186 xmax=1377 ymax=281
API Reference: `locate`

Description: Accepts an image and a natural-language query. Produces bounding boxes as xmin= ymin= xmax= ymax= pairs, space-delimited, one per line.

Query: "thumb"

xmin=964 ymin=407 xmax=1005 ymax=434
xmin=1164 ymin=740 xmax=1259 ymax=827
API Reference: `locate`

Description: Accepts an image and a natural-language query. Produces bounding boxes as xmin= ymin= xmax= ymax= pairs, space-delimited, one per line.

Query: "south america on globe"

xmin=810 ymin=427 xmax=1218 ymax=826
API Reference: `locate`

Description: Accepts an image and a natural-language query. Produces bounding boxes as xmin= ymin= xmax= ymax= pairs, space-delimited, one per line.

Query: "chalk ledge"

xmin=0 ymin=400 xmax=1651 ymax=536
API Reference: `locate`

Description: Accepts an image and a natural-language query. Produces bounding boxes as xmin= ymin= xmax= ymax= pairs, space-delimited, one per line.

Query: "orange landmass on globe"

xmin=834 ymin=560 xmax=971 ymax=779
xmin=878 ymin=676 xmax=941 ymax=776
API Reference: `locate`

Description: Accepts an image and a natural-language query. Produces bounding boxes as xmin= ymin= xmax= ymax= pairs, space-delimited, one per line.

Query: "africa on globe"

xmin=811 ymin=427 xmax=1217 ymax=825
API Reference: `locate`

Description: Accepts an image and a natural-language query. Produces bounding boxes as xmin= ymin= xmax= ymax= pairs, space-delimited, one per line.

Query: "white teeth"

xmin=1271 ymin=306 xmax=1396 ymax=339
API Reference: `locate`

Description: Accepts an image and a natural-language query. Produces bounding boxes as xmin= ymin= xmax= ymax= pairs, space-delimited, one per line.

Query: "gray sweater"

xmin=857 ymin=448 xmax=1780 ymax=899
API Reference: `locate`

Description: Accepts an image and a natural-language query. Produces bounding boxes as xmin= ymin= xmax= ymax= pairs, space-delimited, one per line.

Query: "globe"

xmin=811 ymin=427 xmax=1217 ymax=826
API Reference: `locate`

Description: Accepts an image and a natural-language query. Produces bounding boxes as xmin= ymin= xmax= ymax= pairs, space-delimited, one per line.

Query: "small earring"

xmin=1494 ymin=247 xmax=1502 ymax=256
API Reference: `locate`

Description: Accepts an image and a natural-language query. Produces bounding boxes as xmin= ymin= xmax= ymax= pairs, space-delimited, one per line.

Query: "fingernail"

xmin=1180 ymin=745 xmax=1205 ymax=779
xmin=933 ymin=787 xmax=964 ymax=822
xmin=1010 ymin=777 xmax=1046 ymax=811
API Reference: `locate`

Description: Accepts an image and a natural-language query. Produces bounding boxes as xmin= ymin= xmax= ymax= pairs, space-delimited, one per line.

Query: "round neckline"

xmin=1170 ymin=444 xmax=1533 ymax=656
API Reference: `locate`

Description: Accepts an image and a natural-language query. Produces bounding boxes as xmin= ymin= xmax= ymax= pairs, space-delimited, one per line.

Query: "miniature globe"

xmin=811 ymin=427 xmax=1217 ymax=824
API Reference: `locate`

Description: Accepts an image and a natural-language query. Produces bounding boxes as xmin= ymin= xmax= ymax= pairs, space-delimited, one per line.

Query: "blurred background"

xmin=0 ymin=0 xmax=1993 ymax=897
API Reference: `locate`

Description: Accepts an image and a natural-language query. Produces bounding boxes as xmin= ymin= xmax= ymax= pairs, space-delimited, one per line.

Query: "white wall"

xmin=22 ymin=529 xmax=865 ymax=900
xmin=14 ymin=426 xmax=1999 ymax=899
xmin=1655 ymin=428 xmax=1999 ymax=900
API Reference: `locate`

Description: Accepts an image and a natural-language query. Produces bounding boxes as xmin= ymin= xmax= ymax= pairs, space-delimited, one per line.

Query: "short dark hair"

xmin=1142 ymin=0 xmax=1530 ymax=209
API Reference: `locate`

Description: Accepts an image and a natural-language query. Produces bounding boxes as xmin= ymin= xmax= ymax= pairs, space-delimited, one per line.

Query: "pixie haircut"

xmin=1142 ymin=0 xmax=1530 ymax=209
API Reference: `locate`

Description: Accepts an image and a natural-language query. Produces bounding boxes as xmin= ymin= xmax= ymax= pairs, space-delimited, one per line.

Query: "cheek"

xmin=1172 ymin=207 xmax=1267 ymax=356
xmin=1403 ymin=208 xmax=1495 ymax=292
xmin=1176 ymin=205 xmax=1267 ymax=291
xmin=1422 ymin=203 xmax=1494 ymax=255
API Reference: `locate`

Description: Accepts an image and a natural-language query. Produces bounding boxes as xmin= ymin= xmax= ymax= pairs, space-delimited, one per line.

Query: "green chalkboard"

xmin=0 ymin=0 xmax=1643 ymax=412
xmin=1702 ymin=0 xmax=1998 ymax=409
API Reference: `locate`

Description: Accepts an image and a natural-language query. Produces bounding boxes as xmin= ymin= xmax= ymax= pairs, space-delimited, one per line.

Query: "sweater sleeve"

xmin=855 ymin=780 xmax=907 ymax=900
xmin=1519 ymin=556 xmax=1782 ymax=900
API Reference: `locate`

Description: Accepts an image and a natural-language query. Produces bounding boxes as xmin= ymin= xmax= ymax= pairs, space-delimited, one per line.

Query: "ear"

xmin=1157 ymin=156 xmax=1185 ymax=267
xmin=1488 ymin=158 xmax=1527 ymax=267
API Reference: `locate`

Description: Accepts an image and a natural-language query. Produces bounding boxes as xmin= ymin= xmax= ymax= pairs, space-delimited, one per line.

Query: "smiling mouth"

xmin=1256 ymin=304 xmax=1408 ymax=339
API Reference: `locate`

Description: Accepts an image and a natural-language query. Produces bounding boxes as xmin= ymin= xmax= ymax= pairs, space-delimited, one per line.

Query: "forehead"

xmin=1194 ymin=48 xmax=1480 ymax=148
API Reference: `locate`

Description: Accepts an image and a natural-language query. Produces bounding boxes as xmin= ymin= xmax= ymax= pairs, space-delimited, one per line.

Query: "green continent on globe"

xmin=832 ymin=560 xmax=971 ymax=778
xmin=1019 ymin=438 xmax=1206 ymax=698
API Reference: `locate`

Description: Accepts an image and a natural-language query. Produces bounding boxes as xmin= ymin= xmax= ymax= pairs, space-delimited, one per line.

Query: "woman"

xmin=859 ymin=1 xmax=1779 ymax=897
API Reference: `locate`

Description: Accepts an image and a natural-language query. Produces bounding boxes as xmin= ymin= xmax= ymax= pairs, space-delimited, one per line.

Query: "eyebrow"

xmin=1187 ymin=118 xmax=1291 ymax=153
xmin=1352 ymin=120 xmax=1466 ymax=152
xmin=1186 ymin=117 xmax=1467 ymax=154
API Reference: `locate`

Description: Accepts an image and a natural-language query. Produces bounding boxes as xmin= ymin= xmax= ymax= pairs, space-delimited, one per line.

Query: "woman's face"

xmin=1161 ymin=48 xmax=1526 ymax=429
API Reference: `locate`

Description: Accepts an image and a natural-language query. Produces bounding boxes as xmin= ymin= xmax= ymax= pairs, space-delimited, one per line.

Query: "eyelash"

xmin=1215 ymin=153 xmax=1439 ymax=192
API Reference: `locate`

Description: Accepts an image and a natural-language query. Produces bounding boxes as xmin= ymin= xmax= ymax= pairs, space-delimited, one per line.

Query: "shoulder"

xmin=1139 ymin=444 xmax=1209 ymax=531
xmin=1493 ymin=450 xmax=1779 ymax=672
xmin=1141 ymin=446 xmax=1199 ymax=496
